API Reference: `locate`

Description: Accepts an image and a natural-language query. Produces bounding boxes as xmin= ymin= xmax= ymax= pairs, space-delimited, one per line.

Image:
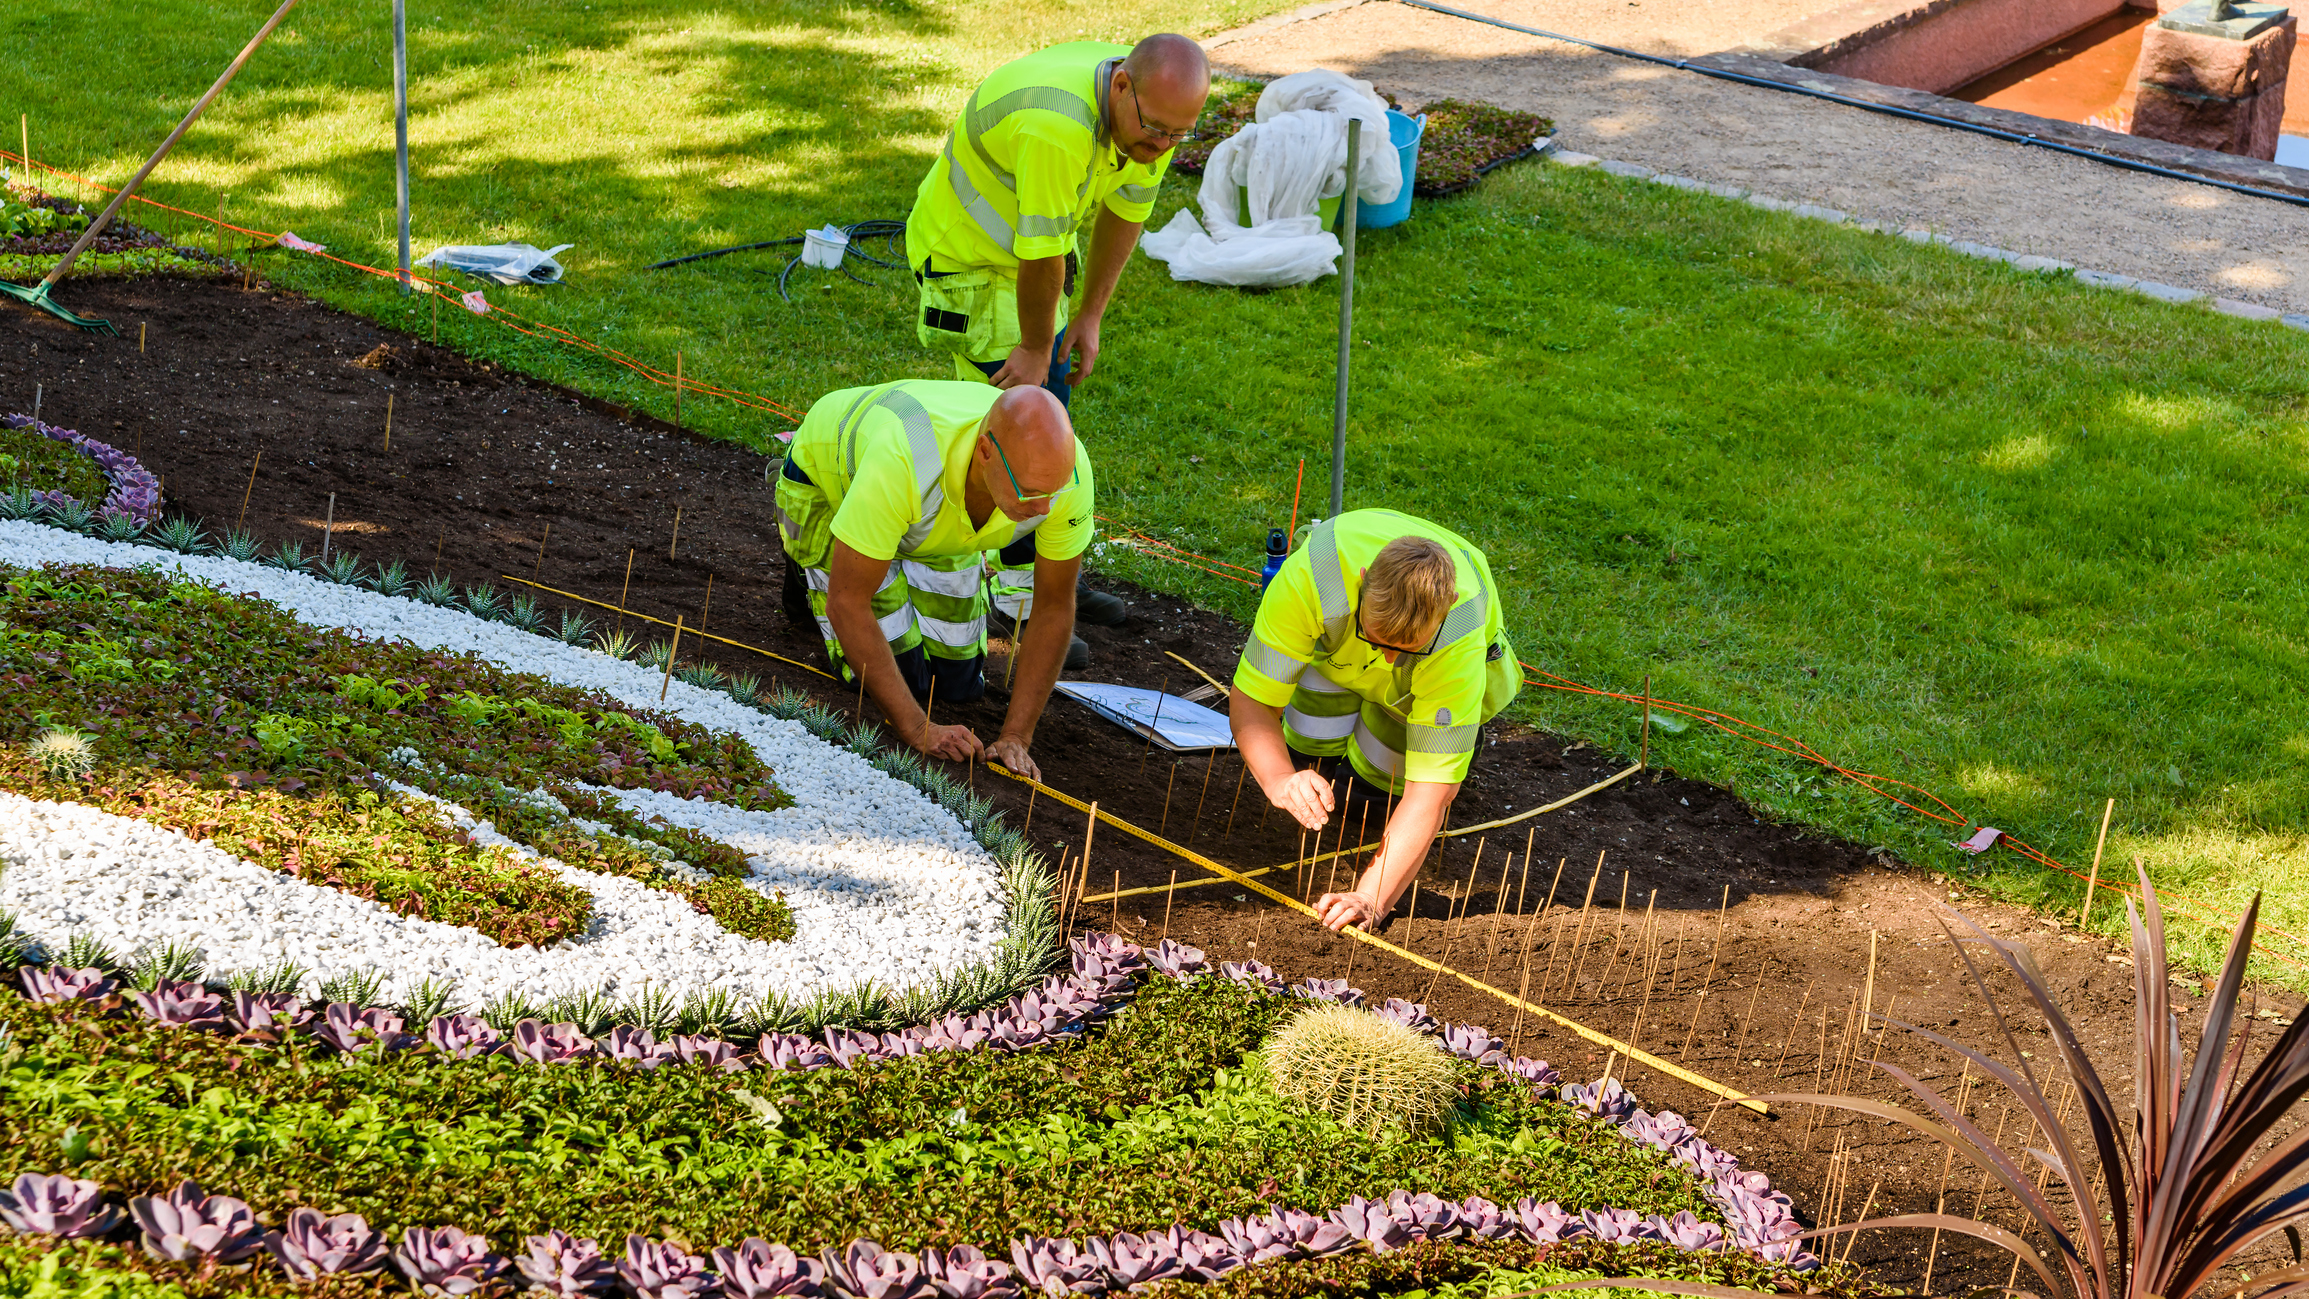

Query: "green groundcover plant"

xmin=0 ymin=563 xmax=792 ymax=944
xmin=0 ymin=970 xmax=1838 ymax=1299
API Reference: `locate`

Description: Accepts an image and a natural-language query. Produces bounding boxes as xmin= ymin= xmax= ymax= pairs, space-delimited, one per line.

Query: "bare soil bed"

xmin=5 ymin=275 xmax=2301 ymax=1293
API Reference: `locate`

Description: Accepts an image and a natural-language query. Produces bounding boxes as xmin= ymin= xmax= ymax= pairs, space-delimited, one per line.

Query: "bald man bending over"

xmin=908 ymin=35 xmax=1210 ymax=653
xmin=775 ymin=379 xmax=1094 ymax=781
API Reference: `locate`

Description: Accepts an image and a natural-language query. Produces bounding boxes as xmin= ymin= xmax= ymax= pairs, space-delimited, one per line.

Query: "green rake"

xmin=1 ymin=0 xmax=299 ymax=335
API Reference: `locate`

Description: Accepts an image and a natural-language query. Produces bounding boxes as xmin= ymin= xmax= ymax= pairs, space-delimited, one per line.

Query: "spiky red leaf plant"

xmin=1537 ymin=859 xmax=2309 ymax=1299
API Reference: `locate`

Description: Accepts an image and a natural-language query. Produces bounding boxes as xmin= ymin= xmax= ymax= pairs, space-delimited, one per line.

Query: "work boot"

xmin=1075 ymin=577 xmax=1127 ymax=627
xmin=991 ymin=606 xmax=1092 ymax=670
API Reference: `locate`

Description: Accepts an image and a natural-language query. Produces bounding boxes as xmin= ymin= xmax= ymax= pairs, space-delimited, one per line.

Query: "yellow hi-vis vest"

xmin=906 ymin=42 xmax=1172 ymax=274
xmin=1233 ymin=510 xmax=1519 ymax=786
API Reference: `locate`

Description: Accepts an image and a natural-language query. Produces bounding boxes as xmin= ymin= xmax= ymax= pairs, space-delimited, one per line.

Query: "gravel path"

xmin=1208 ymin=0 xmax=2309 ymax=312
xmin=0 ymin=521 xmax=1008 ymax=1011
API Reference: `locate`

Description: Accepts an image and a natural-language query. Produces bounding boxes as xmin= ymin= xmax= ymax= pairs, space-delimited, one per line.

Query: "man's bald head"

xmin=1112 ymin=35 xmax=1211 ymax=163
xmin=977 ymin=387 xmax=1076 ymax=516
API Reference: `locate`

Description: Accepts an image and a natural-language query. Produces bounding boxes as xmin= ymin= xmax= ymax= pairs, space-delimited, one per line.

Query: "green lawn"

xmin=6 ymin=0 xmax=2307 ymax=981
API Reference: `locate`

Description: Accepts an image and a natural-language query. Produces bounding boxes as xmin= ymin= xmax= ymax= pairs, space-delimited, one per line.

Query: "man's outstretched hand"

xmin=1315 ymin=889 xmax=1381 ymax=932
xmin=986 ymin=734 xmax=1038 ymax=783
xmin=1269 ymin=768 xmax=1335 ymax=831
xmin=917 ymin=721 xmax=984 ymax=764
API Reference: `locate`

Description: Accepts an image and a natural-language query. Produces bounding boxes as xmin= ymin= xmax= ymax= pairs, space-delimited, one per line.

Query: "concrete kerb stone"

xmin=2214 ymin=297 xmax=2285 ymax=321
xmin=1545 ymin=150 xmax=2299 ymax=332
xmin=2131 ymin=280 xmax=2206 ymax=304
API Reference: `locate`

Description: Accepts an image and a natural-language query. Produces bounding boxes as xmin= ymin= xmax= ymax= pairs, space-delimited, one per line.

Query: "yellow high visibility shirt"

xmin=790 ymin=380 xmax=1096 ymax=564
xmin=906 ymin=42 xmax=1172 ymax=273
xmin=1233 ymin=509 xmax=1505 ymax=784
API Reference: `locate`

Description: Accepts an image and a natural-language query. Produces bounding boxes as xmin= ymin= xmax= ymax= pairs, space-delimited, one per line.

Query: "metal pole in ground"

xmin=393 ymin=0 xmax=411 ymax=294
xmin=1328 ymin=116 xmax=1361 ymax=519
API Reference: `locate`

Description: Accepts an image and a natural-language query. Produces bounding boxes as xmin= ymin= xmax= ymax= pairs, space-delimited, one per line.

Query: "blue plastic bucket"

xmin=1355 ymin=110 xmax=1425 ymax=229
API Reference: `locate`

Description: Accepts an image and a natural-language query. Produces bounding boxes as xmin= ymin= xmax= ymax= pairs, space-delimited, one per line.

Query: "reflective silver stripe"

xmin=1294 ymin=669 xmax=1355 ymax=698
xmin=803 ymin=564 xmax=904 ymax=595
xmin=1306 ymin=518 xmax=1350 ymax=651
xmin=834 ymin=385 xmax=882 ymax=479
xmin=1427 ymin=545 xmax=1490 ymax=653
xmin=944 ymin=131 xmax=1016 ymax=252
xmin=915 ymin=611 xmax=985 ymax=648
xmin=1113 ymin=183 xmax=1155 ymax=205
xmin=1240 ymin=634 xmax=1308 ymax=685
xmin=876 ymin=604 xmax=919 ymax=643
xmin=853 ymin=386 xmax=947 ymax=553
xmin=899 ymin=560 xmax=985 ymax=598
xmin=1009 ymin=512 xmax=1049 ymax=538
xmin=1353 ymin=720 xmax=1406 ymax=778
xmin=965 ymin=85 xmax=1096 ymax=191
xmin=1284 ymin=704 xmax=1358 ymax=741
xmin=1406 ymin=721 xmax=1480 ymax=756
xmin=1019 ymin=213 xmax=1076 ymax=239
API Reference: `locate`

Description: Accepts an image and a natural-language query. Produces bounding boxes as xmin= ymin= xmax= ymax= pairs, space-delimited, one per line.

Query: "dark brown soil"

xmin=4 ymin=276 xmax=2300 ymax=1293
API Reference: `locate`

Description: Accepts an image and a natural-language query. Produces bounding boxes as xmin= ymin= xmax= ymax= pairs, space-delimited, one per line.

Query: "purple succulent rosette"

xmin=4 ymin=413 xmax=162 ymax=525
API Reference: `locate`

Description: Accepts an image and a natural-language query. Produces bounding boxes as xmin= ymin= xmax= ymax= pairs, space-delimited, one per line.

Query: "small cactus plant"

xmin=1261 ymin=1002 xmax=1460 ymax=1137
xmin=27 ymin=728 xmax=97 ymax=782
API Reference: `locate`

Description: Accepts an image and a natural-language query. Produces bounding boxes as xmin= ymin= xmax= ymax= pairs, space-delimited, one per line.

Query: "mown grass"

xmin=4 ymin=0 xmax=2307 ymax=980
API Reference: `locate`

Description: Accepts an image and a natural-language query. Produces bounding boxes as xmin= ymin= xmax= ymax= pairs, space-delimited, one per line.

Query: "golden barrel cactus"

xmin=1262 ymin=1002 xmax=1459 ymax=1136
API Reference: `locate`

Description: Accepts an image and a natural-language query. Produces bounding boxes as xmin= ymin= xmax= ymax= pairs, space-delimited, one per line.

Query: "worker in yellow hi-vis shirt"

xmin=1230 ymin=510 xmax=1522 ymax=932
xmin=907 ymin=34 xmax=1210 ymax=646
xmin=775 ymin=380 xmax=1094 ymax=783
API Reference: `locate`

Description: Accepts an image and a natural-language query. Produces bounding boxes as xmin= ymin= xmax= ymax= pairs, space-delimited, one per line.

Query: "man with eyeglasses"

xmin=907 ymin=34 xmax=1210 ymax=651
xmin=1230 ymin=510 xmax=1523 ymax=932
xmin=774 ymin=379 xmax=1092 ymax=781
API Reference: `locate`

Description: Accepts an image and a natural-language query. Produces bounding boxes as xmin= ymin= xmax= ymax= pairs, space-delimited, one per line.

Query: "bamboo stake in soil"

xmin=1224 ymin=759 xmax=1249 ymax=838
xmin=1533 ymin=856 xmax=1572 ymax=997
xmin=1921 ymin=1063 xmax=1977 ymax=1295
xmin=1680 ymin=884 xmax=1734 ymax=1059
xmin=2080 ymin=797 xmax=2115 ymax=926
xmin=1023 ymin=784 xmax=1036 ymax=839
xmin=1477 ymin=851 xmax=1514 ymax=986
xmin=668 ymin=505 xmax=682 ymax=560
xmin=235 ymin=451 xmax=262 ymax=531
xmin=1111 ymin=870 xmax=1121 ymax=933
xmin=699 ymin=573 xmax=714 ymax=629
xmin=1592 ymin=871 xmax=1635 ymax=997
xmin=1401 ymin=882 xmax=1421 ymax=952
xmin=1160 ymin=869 xmax=1178 ymax=941
xmin=1861 ymin=929 xmax=1880 ymax=1038
xmin=1189 ymin=752 xmax=1216 ymax=842
xmin=1767 ymin=976 xmax=1814 ymax=1077
xmin=1157 ymin=759 xmax=1180 ymax=837
xmin=432 ymin=530 xmax=445 ymax=576
xmin=383 ymin=393 xmax=392 ymax=452
xmin=1622 ymin=890 xmax=1660 ymax=1053
xmin=1556 ymin=851 xmax=1608 ymax=997
xmin=1070 ymin=801 xmax=1098 ymax=932
xmin=617 ymin=549 xmax=635 ymax=626
xmin=659 ymin=615 xmax=685 ymax=701
xmin=1139 ymin=676 xmax=1169 ymax=772
xmin=530 ymin=523 xmax=551 ymax=584
xmin=1419 ymin=847 xmax=1484 ymax=1004
xmin=320 ymin=493 xmax=335 ymax=562
xmin=1508 ymin=901 xmax=1541 ymax=1053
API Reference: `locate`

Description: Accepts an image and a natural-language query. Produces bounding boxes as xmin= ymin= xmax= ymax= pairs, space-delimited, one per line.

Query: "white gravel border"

xmin=0 ymin=520 xmax=1009 ymax=1011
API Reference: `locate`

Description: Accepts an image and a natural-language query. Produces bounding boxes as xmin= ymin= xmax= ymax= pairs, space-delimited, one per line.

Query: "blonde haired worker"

xmin=1230 ymin=509 xmax=1521 ymax=932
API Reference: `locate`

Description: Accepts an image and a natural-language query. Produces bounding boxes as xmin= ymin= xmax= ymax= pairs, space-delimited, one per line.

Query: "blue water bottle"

xmin=1259 ymin=528 xmax=1289 ymax=590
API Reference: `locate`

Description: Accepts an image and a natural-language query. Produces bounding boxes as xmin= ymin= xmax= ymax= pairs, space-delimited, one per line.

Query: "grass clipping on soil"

xmin=1264 ymin=1002 xmax=1460 ymax=1137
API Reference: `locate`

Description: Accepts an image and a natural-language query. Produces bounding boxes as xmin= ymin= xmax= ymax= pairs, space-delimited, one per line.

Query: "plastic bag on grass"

xmin=416 ymin=242 xmax=574 ymax=285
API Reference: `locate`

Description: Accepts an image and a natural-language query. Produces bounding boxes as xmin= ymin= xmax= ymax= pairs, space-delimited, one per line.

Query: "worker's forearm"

xmin=1076 ymin=208 xmax=1141 ymax=322
xmin=1361 ymin=783 xmax=1455 ymax=915
xmin=827 ymin=590 xmax=927 ymax=745
xmin=1015 ymin=255 xmax=1066 ymax=352
xmin=998 ymin=576 xmax=1076 ymax=746
xmin=1228 ymin=687 xmax=1300 ymax=796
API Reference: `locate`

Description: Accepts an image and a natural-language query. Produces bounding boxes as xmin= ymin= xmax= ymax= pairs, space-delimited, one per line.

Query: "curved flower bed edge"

xmin=1 ymin=932 xmax=1818 ymax=1292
